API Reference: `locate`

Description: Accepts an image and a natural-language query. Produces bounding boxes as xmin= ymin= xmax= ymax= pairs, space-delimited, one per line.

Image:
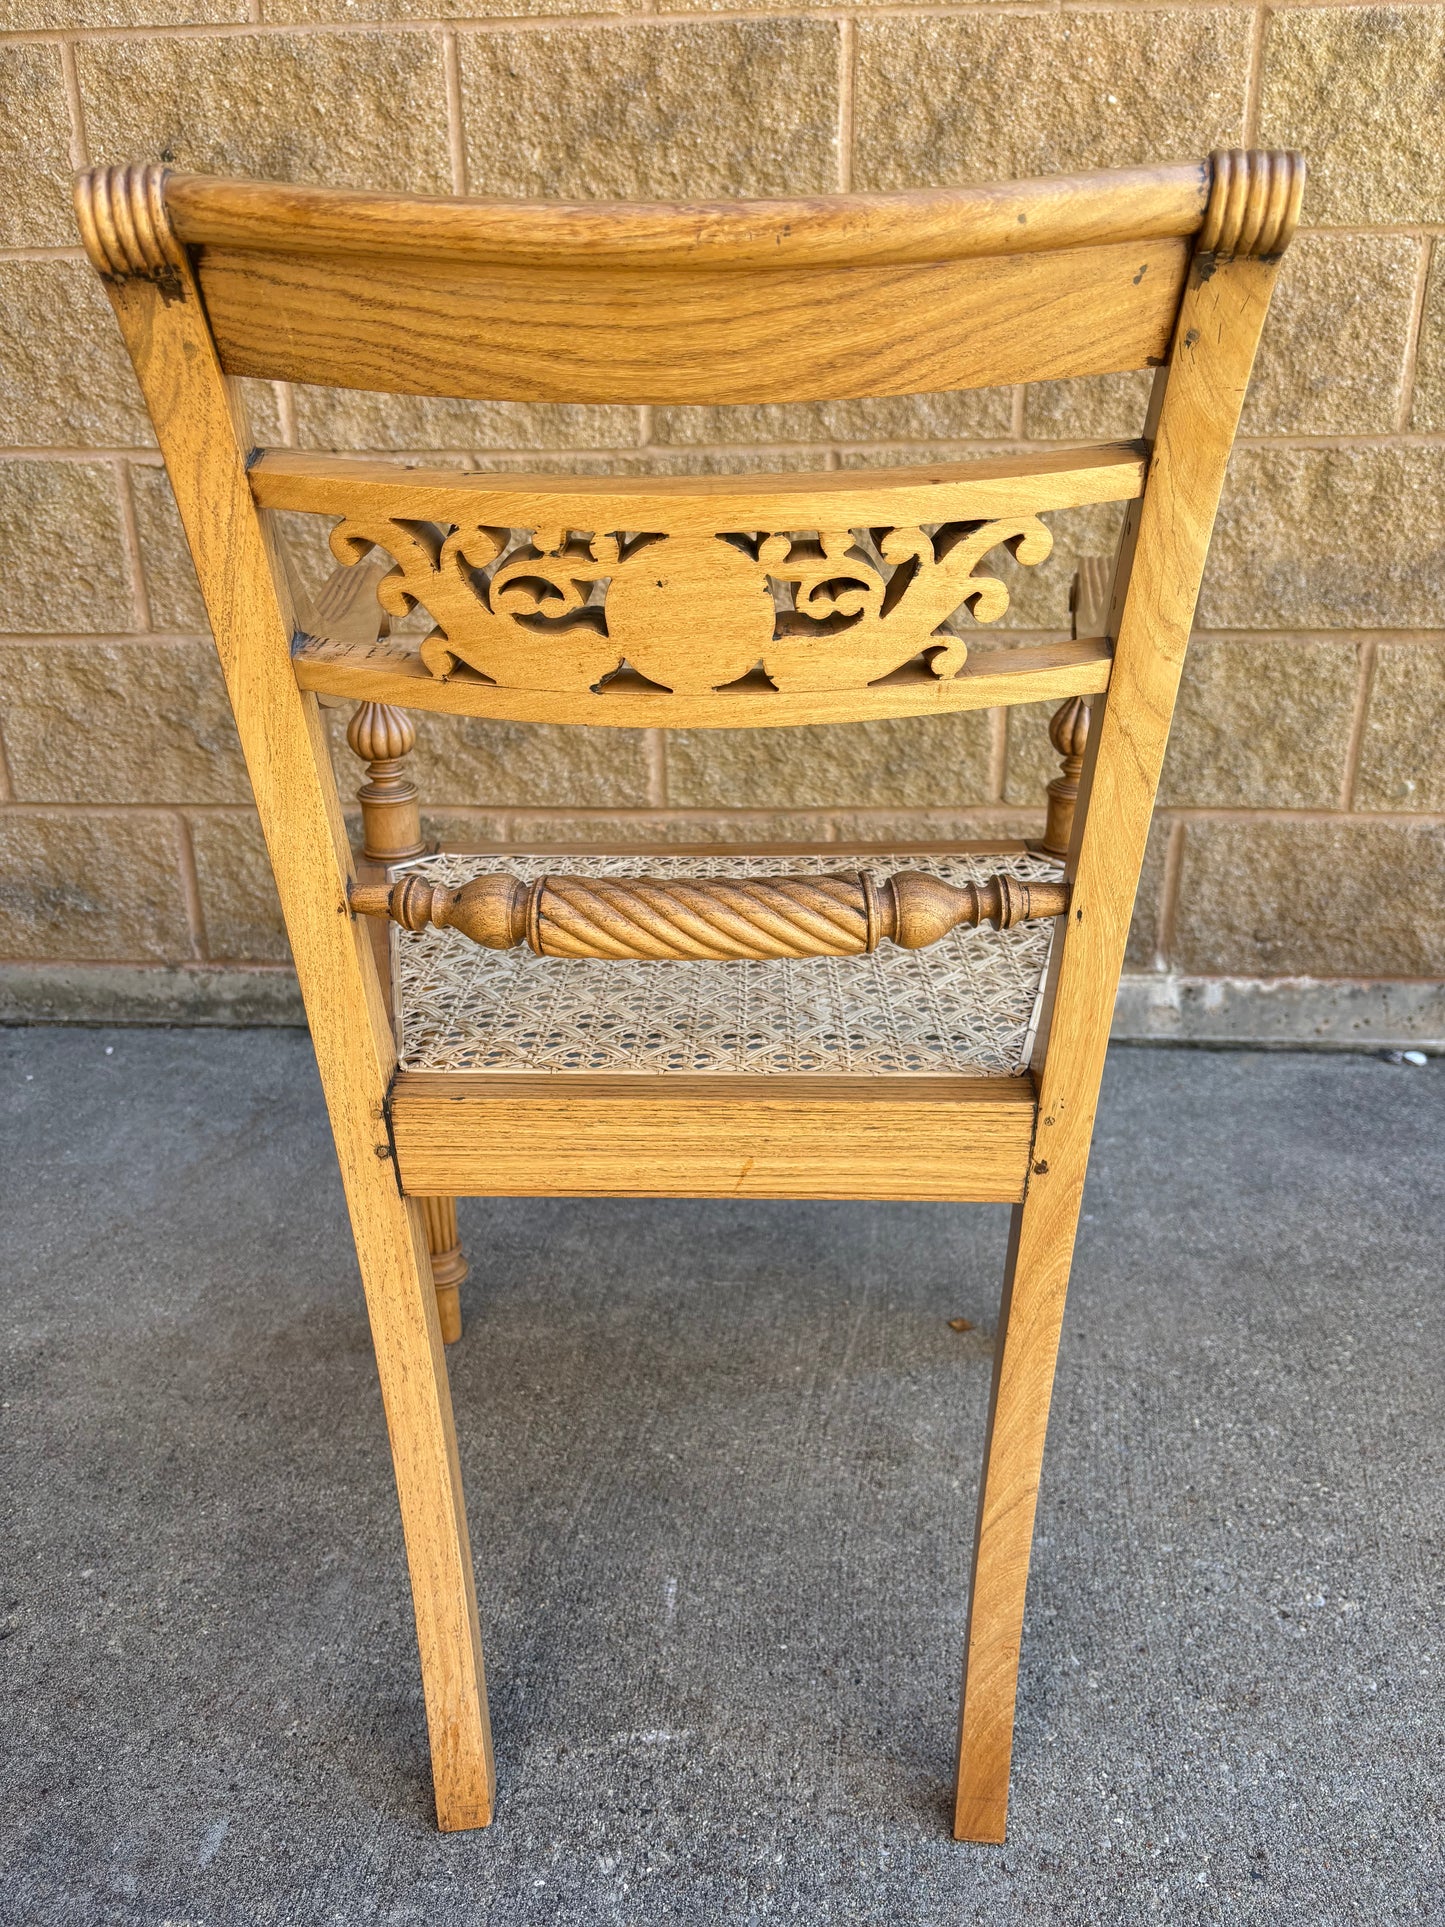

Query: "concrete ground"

xmin=1 ymin=1029 xmax=1441 ymax=1927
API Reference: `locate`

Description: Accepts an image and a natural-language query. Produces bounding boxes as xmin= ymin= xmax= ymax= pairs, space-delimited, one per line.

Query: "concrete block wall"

xmin=1 ymin=2 xmax=1442 ymax=1041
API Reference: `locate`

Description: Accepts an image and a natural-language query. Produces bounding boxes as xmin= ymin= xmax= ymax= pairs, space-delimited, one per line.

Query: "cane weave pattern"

xmin=389 ymin=850 xmax=1062 ymax=1077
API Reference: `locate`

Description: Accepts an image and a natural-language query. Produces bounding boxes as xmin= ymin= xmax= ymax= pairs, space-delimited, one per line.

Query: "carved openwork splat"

xmin=326 ymin=514 xmax=1054 ymax=697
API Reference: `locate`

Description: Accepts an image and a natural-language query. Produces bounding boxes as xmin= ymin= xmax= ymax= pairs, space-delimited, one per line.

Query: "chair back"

xmin=76 ymin=156 xmax=1299 ymax=745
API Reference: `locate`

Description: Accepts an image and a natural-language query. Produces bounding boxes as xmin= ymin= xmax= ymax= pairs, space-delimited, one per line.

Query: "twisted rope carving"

xmin=351 ymin=868 xmax=1070 ymax=962
xmin=541 ymin=874 xmax=871 ymax=960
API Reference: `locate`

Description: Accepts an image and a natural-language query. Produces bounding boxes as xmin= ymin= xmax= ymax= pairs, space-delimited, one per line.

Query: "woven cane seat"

xmin=388 ymin=850 xmax=1063 ymax=1078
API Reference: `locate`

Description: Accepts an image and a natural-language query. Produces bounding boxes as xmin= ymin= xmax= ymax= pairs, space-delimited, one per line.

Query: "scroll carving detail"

xmin=327 ymin=513 xmax=1054 ymax=696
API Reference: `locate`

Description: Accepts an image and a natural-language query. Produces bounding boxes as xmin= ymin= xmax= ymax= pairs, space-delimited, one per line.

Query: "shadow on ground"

xmin=1 ymin=1031 xmax=1441 ymax=1925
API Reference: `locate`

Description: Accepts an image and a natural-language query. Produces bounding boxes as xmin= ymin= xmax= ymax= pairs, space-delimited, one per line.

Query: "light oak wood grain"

xmin=255 ymin=442 xmax=1146 ymax=528
xmin=292 ymin=635 xmax=1114 ymax=730
xmin=77 ymin=163 xmax=495 ymax=1833
xmin=165 ymin=163 xmax=1209 ymax=269
xmin=352 ymin=865 xmax=1069 ymax=961
xmin=266 ymin=444 xmax=1139 ymax=708
xmin=390 ymin=1073 xmax=1037 ymax=1202
xmin=199 ymin=241 xmax=1189 ymax=404
xmin=418 ymin=1195 xmax=468 ymax=1346
xmin=952 ymin=159 xmax=1301 ymax=1845
xmin=77 ymin=146 xmax=1300 ymax=1846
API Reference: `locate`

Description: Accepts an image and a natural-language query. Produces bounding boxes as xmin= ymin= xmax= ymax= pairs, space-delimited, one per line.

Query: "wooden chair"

xmin=77 ymin=149 xmax=1302 ymax=1840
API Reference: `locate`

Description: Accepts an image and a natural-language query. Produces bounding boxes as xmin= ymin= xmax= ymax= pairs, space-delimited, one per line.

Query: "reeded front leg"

xmin=420 ymin=1195 xmax=469 ymax=1344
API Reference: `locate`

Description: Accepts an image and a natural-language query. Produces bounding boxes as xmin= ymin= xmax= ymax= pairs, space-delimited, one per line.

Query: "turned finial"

xmin=347 ymin=701 xmax=425 ymax=863
xmin=1039 ymin=697 xmax=1091 ymax=860
xmin=347 ymin=699 xmax=414 ymax=767
xmin=1035 ymin=556 xmax=1112 ymax=859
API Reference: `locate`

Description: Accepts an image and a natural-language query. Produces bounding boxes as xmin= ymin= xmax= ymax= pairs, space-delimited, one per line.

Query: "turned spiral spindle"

xmin=347 ymin=701 xmax=425 ymax=862
xmin=350 ymin=868 xmax=1070 ymax=963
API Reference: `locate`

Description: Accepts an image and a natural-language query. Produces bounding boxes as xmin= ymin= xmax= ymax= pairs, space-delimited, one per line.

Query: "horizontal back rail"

xmin=76 ymin=163 xmax=1216 ymax=404
xmin=164 ymin=165 xmax=1210 ymax=269
xmin=198 ymin=241 xmax=1189 ymax=403
xmin=292 ymin=633 xmax=1112 ymax=729
xmin=252 ymin=442 xmax=1144 ymax=529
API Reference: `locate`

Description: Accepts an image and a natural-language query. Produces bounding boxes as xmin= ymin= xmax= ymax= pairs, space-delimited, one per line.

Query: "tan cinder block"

xmin=505 ymin=810 xmax=840 ymax=848
xmin=1124 ymin=816 xmax=1173 ymax=972
xmin=1198 ymin=445 xmax=1445 ymax=632
xmin=129 ymin=463 xmax=207 ymax=632
xmin=1024 ymin=372 xmax=1154 ymax=442
xmin=665 ymin=0 xmax=834 ymax=11
xmin=190 ymin=812 xmax=290 ymax=963
xmin=235 ymin=380 xmax=286 ymax=446
xmin=0 ymin=262 xmax=155 ymax=448
xmin=0 ymin=48 xmax=74 ymax=247
xmin=1411 ymin=241 xmax=1445 ymax=433
xmin=406 ymin=447 xmax=832 ymax=478
xmin=410 ymin=808 xmax=513 ymax=851
xmin=0 ymin=810 xmax=194 ymax=962
xmin=270 ymin=510 xmax=344 ymax=617
xmin=1258 ymin=6 xmax=1445 ymax=224
xmin=1157 ymin=637 xmax=1361 ymax=809
xmin=2 ymin=0 xmax=244 ymax=25
xmin=461 ymin=22 xmax=840 ymax=199
xmin=1354 ymin=641 xmax=1445 ymax=812
xmin=825 ymin=806 xmax=1035 ymax=845
xmin=1243 ymin=233 xmax=1420 ymax=435
xmin=853 ymin=11 xmax=1249 ymax=192
xmin=270 ymin=0 xmax=631 ymax=21
xmin=1002 ymin=698 xmax=1064 ymax=807
xmin=78 ymin=33 xmax=451 ymax=195
xmin=329 ymin=709 xmax=653 ymax=809
xmin=988 ymin=501 xmax=1128 ymax=633
xmin=0 ymin=461 xmax=135 ymax=634
xmin=0 ymin=640 xmax=251 ymax=804
xmin=1173 ymin=819 xmax=1445 ymax=977
xmin=291 ymin=388 xmax=643 ymax=452
xmin=653 ymin=392 xmax=1014 ymax=446
xmin=665 ymin=711 xmax=993 ymax=810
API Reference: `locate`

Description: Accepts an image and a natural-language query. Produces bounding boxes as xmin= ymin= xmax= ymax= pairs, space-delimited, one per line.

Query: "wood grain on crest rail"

xmin=174 ymin=159 xmax=1211 ymax=409
xmin=164 ymin=164 xmax=1211 ymax=268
